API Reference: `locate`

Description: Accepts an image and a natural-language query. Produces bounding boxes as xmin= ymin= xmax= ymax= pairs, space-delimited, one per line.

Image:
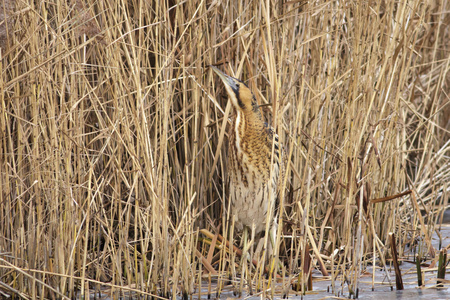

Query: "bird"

xmin=211 ymin=65 xmax=286 ymax=253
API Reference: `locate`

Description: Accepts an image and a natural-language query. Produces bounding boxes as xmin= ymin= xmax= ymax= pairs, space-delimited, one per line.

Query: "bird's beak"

xmin=210 ymin=65 xmax=238 ymax=92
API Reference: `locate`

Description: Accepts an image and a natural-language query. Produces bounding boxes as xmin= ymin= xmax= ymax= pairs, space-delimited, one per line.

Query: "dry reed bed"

xmin=0 ymin=0 xmax=449 ymax=298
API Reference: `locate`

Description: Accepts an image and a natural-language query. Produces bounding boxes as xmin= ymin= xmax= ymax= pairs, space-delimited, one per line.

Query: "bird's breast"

xmin=229 ymin=114 xmax=279 ymax=190
xmin=227 ymin=113 xmax=284 ymax=233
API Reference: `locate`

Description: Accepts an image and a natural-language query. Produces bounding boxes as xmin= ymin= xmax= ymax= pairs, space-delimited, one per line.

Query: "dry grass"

xmin=0 ymin=0 xmax=449 ymax=298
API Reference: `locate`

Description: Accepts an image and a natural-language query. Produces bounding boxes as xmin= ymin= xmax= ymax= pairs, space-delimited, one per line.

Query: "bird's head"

xmin=211 ymin=66 xmax=258 ymax=113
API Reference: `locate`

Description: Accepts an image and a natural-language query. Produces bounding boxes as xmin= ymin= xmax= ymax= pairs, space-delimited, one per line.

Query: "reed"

xmin=0 ymin=0 xmax=449 ymax=298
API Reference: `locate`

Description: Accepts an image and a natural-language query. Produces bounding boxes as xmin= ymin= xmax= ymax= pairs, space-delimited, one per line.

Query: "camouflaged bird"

xmin=211 ymin=66 xmax=286 ymax=236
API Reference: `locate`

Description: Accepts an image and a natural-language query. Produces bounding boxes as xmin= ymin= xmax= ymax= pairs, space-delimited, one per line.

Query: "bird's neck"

xmin=242 ymin=104 xmax=263 ymax=123
xmin=234 ymin=109 xmax=265 ymax=148
xmin=236 ymin=106 xmax=263 ymax=125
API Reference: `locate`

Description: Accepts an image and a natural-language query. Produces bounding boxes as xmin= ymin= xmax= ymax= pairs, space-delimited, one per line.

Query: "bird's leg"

xmin=250 ymin=224 xmax=255 ymax=267
xmin=268 ymin=216 xmax=278 ymax=258
xmin=248 ymin=224 xmax=256 ymax=295
xmin=243 ymin=225 xmax=248 ymax=252
xmin=238 ymin=225 xmax=249 ymax=296
xmin=267 ymin=217 xmax=284 ymax=276
xmin=255 ymin=235 xmax=264 ymax=258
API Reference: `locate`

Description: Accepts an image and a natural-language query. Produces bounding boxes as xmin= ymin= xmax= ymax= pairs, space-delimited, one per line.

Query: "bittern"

xmin=211 ymin=66 xmax=286 ymax=249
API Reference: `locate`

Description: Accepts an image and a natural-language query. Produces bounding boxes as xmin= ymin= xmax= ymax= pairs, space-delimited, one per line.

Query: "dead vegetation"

xmin=0 ymin=0 xmax=449 ymax=298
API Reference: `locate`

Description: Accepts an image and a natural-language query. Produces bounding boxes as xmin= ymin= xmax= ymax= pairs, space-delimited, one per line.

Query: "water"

xmin=202 ymin=213 xmax=450 ymax=300
xmin=81 ymin=211 xmax=450 ymax=299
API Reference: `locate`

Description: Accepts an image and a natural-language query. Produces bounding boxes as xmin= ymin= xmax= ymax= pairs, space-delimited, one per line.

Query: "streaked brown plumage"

xmin=211 ymin=66 xmax=286 ymax=235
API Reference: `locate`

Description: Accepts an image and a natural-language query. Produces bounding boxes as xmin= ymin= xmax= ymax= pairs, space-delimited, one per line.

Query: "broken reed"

xmin=389 ymin=233 xmax=404 ymax=290
xmin=416 ymin=254 xmax=423 ymax=287
xmin=437 ymin=249 xmax=447 ymax=288
xmin=1 ymin=0 xmax=449 ymax=298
